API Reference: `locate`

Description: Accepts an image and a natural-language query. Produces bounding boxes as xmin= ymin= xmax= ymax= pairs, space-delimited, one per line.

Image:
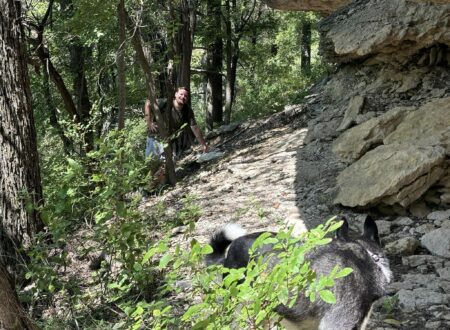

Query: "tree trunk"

xmin=117 ymin=0 xmax=127 ymax=130
xmin=206 ymin=0 xmax=223 ymax=130
xmin=0 ymin=1 xmax=42 ymax=327
xmin=70 ymin=42 xmax=94 ymax=153
xmin=43 ymin=66 xmax=73 ymax=153
xmin=300 ymin=20 xmax=312 ymax=75
xmin=0 ymin=0 xmax=44 ymax=269
xmin=126 ymin=10 xmax=177 ymax=185
xmin=224 ymin=0 xmax=233 ymax=125
xmin=0 ymin=265 xmax=36 ymax=329
xmin=174 ymin=0 xmax=193 ymax=89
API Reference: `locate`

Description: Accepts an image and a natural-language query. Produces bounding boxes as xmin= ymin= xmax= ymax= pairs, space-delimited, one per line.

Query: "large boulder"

xmin=332 ymin=106 xmax=412 ymax=163
xmin=319 ymin=0 xmax=450 ymax=63
xmin=333 ymin=97 xmax=450 ymax=163
xmin=334 ymin=144 xmax=447 ymax=207
xmin=333 ymin=97 xmax=450 ymax=207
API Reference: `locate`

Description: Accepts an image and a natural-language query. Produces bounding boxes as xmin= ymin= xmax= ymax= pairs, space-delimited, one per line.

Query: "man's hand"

xmin=202 ymin=144 xmax=210 ymax=153
xmin=148 ymin=122 xmax=158 ymax=133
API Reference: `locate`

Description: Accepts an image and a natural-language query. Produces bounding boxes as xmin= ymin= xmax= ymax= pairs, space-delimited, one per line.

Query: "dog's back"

xmin=206 ymin=217 xmax=392 ymax=330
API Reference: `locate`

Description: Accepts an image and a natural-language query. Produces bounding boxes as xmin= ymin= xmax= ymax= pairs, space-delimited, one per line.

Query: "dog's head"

xmin=336 ymin=215 xmax=392 ymax=284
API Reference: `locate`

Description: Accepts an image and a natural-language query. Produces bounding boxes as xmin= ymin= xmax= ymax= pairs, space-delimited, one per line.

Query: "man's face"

xmin=175 ymin=89 xmax=189 ymax=105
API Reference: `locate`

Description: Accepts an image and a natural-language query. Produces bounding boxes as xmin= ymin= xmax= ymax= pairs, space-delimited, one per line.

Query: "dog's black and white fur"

xmin=206 ymin=217 xmax=392 ymax=330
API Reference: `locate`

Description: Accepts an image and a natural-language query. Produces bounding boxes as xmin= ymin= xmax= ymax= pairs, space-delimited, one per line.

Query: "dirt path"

xmin=144 ymin=109 xmax=311 ymax=244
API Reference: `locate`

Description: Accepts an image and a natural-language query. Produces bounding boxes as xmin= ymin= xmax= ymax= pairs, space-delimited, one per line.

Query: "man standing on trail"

xmin=144 ymin=87 xmax=209 ymax=161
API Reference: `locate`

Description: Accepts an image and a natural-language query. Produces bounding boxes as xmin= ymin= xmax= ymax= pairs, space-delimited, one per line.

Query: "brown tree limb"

xmin=125 ymin=9 xmax=177 ymax=185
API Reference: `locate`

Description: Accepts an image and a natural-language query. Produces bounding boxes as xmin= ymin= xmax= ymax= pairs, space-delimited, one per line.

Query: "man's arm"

xmin=190 ymin=125 xmax=209 ymax=153
xmin=144 ymin=99 xmax=157 ymax=132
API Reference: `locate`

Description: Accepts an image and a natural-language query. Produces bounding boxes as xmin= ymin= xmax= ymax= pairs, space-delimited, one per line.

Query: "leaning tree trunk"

xmin=126 ymin=10 xmax=177 ymax=185
xmin=0 ymin=0 xmax=42 ymax=328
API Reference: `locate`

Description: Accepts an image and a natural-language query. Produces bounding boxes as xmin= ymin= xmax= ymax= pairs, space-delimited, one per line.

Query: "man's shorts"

xmin=145 ymin=136 xmax=165 ymax=161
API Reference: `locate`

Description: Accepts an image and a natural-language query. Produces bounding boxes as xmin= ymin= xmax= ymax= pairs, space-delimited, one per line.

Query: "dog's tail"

xmin=205 ymin=223 xmax=247 ymax=266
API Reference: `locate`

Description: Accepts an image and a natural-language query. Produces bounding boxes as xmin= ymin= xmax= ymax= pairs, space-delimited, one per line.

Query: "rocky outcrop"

xmin=264 ymin=0 xmax=350 ymax=15
xmin=334 ymin=144 xmax=447 ymax=207
xmin=319 ymin=0 xmax=450 ymax=64
xmin=304 ymin=0 xmax=450 ymax=210
xmin=333 ymin=97 xmax=450 ymax=162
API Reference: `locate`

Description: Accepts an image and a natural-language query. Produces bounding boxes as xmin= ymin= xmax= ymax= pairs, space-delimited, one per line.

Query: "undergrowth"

xmin=25 ymin=117 xmax=348 ymax=329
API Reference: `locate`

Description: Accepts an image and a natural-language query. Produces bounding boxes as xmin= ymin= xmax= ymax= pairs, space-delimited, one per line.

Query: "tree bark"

xmin=69 ymin=42 xmax=94 ymax=153
xmin=206 ymin=0 xmax=223 ymax=130
xmin=300 ymin=20 xmax=312 ymax=75
xmin=0 ymin=0 xmax=44 ymax=269
xmin=117 ymin=0 xmax=127 ymax=130
xmin=224 ymin=0 xmax=233 ymax=125
xmin=0 ymin=0 xmax=42 ymax=327
xmin=126 ymin=10 xmax=177 ymax=185
xmin=0 ymin=265 xmax=37 ymax=330
xmin=174 ymin=0 xmax=194 ymax=89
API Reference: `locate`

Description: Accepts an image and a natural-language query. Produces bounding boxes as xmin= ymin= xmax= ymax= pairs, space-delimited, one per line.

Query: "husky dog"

xmin=206 ymin=216 xmax=392 ymax=330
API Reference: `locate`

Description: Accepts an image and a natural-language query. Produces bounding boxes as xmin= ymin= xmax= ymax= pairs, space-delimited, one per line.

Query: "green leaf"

xmin=327 ymin=220 xmax=344 ymax=232
xmin=132 ymin=306 xmax=144 ymax=317
xmin=315 ymin=238 xmax=332 ymax=246
xmin=158 ymin=254 xmax=173 ymax=269
xmin=133 ymin=262 xmax=142 ymax=272
xmin=319 ymin=290 xmax=336 ymax=304
xmin=255 ymin=310 xmax=268 ymax=324
xmin=335 ymin=267 xmax=353 ymax=278
xmin=142 ymin=247 xmax=157 ymax=264
xmin=201 ymin=244 xmax=213 ymax=255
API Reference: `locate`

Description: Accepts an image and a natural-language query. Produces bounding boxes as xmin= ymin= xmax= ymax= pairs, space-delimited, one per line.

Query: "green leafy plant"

xmin=123 ymin=217 xmax=351 ymax=330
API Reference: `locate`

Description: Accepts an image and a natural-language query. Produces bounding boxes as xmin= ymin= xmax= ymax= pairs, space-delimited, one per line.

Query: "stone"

xmin=402 ymin=255 xmax=445 ymax=267
xmin=394 ymin=217 xmax=414 ymax=227
xmin=319 ymin=0 xmax=450 ymax=64
xmin=383 ymin=97 xmax=450 ymax=148
xmin=427 ymin=209 xmax=450 ymax=221
xmin=381 ymin=165 xmax=446 ymax=207
xmin=438 ymin=267 xmax=450 ymax=280
xmin=334 ymin=144 xmax=446 ymax=207
xmin=375 ymin=220 xmax=392 ymax=236
xmin=442 ymin=193 xmax=450 ymax=204
xmin=332 ymin=106 xmax=411 ymax=163
xmin=333 ymin=97 xmax=450 ymax=164
xmin=415 ymin=224 xmax=436 ymax=235
xmin=264 ymin=0 xmax=351 ymax=14
xmin=386 ymin=237 xmax=420 ymax=255
xmin=337 ymin=95 xmax=365 ymax=131
xmin=421 ymin=228 xmax=450 ymax=258
xmin=409 ymin=201 xmax=430 ymax=218
xmin=397 ymin=288 xmax=449 ymax=312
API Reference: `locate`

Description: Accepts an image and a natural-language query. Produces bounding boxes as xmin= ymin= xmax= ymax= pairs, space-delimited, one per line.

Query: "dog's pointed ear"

xmin=363 ymin=215 xmax=380 ymax=245
xmin=336 ymin=216 xmax=350 ymax=241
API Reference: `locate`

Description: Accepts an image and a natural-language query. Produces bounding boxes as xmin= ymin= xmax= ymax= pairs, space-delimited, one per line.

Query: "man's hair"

xmin=176 ymin=86 xmax=190 ymax=95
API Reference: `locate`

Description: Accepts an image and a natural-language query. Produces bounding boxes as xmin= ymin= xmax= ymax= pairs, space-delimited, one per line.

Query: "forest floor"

xmin=140 ymin=105 xmax=396 ymax=329
xmin=140 ymin=100 xmax=450 ymax=330
xmin=46 ymin=101 xmax=446 ymax=329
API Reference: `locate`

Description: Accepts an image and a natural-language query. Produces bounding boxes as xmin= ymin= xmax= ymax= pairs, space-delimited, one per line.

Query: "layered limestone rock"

xmin=333 ymin=97 xmax=450 ymax=207
xmin=319 ymin=0 xmax=450 ymax=64
xmin=264 ymin=0 xmax=350 ymax=14
xmin=334 ymin=145 xmax=447 ymax=207
xmin=333 ymin=97 xmax=450 ymax=163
